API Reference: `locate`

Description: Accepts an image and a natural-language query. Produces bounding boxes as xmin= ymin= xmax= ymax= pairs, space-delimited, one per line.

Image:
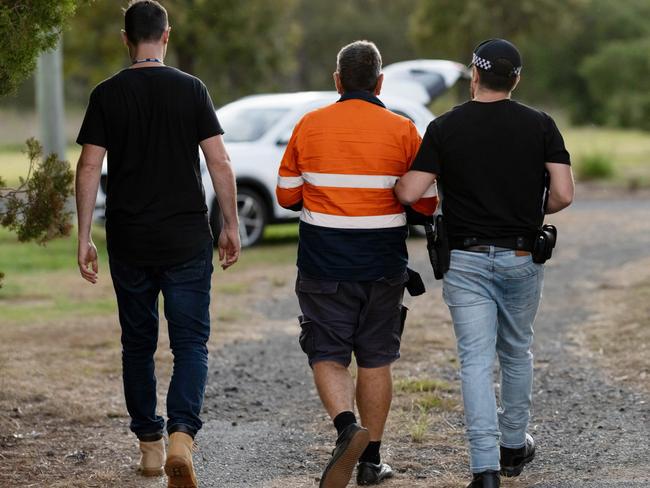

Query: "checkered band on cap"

xmin=472 ymin=52 xmax=522 ymax=76
xmin=472 ymin=53 xmax=492 ymax=71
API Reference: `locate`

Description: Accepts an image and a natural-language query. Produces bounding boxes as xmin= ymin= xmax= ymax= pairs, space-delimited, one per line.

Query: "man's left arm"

xmin=543 ymin=114 xmax=574 ymax=214
xmin=76 ymin=144 xmax=105 ymax=284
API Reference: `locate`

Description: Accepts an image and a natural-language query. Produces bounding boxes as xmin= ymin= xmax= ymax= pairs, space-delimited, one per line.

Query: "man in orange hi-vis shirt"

xmin=276 ymin=41 xmax=438 ymax=488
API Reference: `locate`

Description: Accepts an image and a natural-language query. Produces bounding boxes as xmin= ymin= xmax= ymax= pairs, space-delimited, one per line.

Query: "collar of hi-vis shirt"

xmin=337 ymin=90 xmax=386 ymax=108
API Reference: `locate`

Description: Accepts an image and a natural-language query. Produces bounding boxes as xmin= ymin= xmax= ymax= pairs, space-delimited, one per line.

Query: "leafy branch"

xmin=0 ymin=138 xmax=74 ymax=287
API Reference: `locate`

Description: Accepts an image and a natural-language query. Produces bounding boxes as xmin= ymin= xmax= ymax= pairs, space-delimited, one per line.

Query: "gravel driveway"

xmin=196 ymin=195 xmax=650 ymax=487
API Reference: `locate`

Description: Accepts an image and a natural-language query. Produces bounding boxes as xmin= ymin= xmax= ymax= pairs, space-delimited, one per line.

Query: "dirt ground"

xmin=1 ymin=187 xmax=649 ymax=487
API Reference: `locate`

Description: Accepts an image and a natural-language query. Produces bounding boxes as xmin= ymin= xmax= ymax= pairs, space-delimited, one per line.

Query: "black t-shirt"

xmin=411 ymin=99 xmax=570 ymax=240
xmin=77 ymin=66 xmax=223 ymax=266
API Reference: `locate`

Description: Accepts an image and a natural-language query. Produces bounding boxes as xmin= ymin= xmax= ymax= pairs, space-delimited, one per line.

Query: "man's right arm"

xmin=200 ymin=135 xmax=241 ymax=269
xmin=276 ymin=121 xmax=304 ymax=211
xmin=76 ymin=144 xmax=106 ymax=284
xmin=545 ymin=162 xmax=574 ymax=214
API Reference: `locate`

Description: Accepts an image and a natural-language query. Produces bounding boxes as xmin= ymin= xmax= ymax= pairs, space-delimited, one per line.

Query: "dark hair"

xmin=124 ymin=0 xmax=168 ymax=45
xmin=336 ymin=41 xmax=382 ymax=92
xmin=476 ymin=59 xmax=518 ymax=92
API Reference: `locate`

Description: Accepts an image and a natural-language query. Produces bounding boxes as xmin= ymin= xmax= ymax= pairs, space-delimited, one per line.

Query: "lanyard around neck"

xmin=132 ymin=58 xmax=163 ymax=65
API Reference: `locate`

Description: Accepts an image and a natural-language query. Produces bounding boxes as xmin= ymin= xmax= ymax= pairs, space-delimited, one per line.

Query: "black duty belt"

xmin=449 ymin=236 xmax=534 ymax=252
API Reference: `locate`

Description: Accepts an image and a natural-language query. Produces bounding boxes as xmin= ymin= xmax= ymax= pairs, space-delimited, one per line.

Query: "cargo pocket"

xmin=298 ymin=315 xmax=315 ymax=356
xmin=296 ymin=278 xmax=339 ymax=295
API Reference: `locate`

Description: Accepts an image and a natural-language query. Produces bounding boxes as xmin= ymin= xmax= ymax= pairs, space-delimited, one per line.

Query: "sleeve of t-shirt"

xmin=197 ymin=82 xmax=224 ymax=143
xmin=410 ymin=121 xmax=443 ymax=175
xmin=544 ymin=114 xmax=571 ymax=165
xmin=76 ymin=87 xmax=107 ymax=148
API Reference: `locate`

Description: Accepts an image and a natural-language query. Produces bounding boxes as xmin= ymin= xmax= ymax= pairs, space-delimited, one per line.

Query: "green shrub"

xmin=576 ymin=153 xmax=616 ymax=181
xmin=580 ymin=37 xmax=650 ymax=131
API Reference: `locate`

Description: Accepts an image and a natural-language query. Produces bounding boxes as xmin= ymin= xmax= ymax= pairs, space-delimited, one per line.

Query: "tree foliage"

xmin=64 ymin=0 xmax=421 ymax=106
xmin=292 ymin=0 xmax=419 ymax=91
xmin=0 ymin=2 xmax=80 ymax=287
xmin=0 ymin=0 xmax=77 ymax=97
xmin=0 ymin=138 xmax=74 ymax=243
xmin=580 ymin=37 xmax=650 ymax=130
xmin=410 ymin=0 xmax=650 ymax=127
xmin=65 ymin=0 xmax=300 ymax=106
xmin=410 ymin=0 xmax=571 ymax=61
xmin=0 ymin=139 xmax=75 ymax=287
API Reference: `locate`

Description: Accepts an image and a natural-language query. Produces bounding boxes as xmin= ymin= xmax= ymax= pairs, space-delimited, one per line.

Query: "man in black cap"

xmin=395 ymin=39 xmax=574 ymax=487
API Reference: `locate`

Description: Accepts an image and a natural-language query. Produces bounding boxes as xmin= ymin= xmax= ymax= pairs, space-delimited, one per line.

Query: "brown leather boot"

xmin=137 ymin=439 xmax=165 ymax=477
xmin=165 ymin=432 xmax=198 ymax=488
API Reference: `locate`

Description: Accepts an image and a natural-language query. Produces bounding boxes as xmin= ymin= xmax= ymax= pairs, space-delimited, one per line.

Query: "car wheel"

xmin=210 ymin=187 xmax=268 ymax=248
xmin=237 ymin=187 xmax=268 ymax=247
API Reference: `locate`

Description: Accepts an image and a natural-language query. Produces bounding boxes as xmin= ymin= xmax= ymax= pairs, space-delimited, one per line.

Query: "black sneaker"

xmin=319 ymin=424 xmax=370 ymax=488
xmin=466 ymin=470 xmax=500 ymax=488
xmin=500 ymin=433 xmax=535 ymax=477
xmin=356 ymin=462 xmax=394 ymax=485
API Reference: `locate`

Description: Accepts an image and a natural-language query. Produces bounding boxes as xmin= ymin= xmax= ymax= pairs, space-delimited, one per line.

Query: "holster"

xmin=425 ymin=215 xmax=450 ymax=280
xmin=405 ymin=268 xmax=426 ymax=296
xmin=532 ymin=224 xmax=557 ymax=264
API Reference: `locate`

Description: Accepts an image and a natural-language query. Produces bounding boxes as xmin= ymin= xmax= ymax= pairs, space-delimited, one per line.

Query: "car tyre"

xmin=210 ymin=186 xmax=269 ymax=248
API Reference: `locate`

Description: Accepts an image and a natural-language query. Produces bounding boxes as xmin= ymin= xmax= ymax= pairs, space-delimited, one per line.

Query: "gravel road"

xmin=196 ymin=195 xmax=650 ymax=487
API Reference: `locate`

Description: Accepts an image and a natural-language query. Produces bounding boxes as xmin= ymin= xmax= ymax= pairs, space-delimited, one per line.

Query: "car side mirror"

xmin=276 ymin=130 xmax=292 ymax=146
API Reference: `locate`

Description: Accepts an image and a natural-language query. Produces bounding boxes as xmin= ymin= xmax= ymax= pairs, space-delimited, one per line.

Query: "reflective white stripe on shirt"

xmin=422 ymin=182 xmax=438 ymax=198
xmin=301 ymin=209 xmax=407 ymax=229
xmin=277 ymin=175 xmax=304 ymax=189
xmin=302 ymin=172 xmax=399 ymax=189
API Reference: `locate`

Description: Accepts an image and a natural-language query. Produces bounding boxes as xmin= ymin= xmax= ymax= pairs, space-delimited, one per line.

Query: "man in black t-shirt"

xmin=75 ymin=2 xmax=239 ymax=486
xmin=396 ymin=39 xmax=574 ymax=488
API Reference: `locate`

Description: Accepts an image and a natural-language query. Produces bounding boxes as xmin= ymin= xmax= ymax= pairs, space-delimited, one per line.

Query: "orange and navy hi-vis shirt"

xmin=276 ymin=91 xmax=438 ymax=281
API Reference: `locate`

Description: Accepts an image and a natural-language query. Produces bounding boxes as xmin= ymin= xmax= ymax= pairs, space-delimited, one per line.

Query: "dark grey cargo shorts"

xmin=295 ymin=272 xmax=409 ymax=369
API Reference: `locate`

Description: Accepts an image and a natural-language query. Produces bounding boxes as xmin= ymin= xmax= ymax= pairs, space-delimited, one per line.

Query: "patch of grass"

xmin=0 ymin=227 xmax=108 ymax=275
xmin=271 ymin=276 xmax=287 ymax=287
xmin=217 ymin=282 xmax=249 ymax=295
xmin=264 ymin=223 xmax=299 ymax=241
xmin=395 ymin=377 xmax=452 ymax=394
xmin=215 ymin=307 xmax=246 ymax=323
xmin=0 ymin=296 xmax=116 ymax=324
xmin=0 ymin=144 xmax=81 ymax=188
xmin=0 ymin=280 xmax=25 ymax=298
xmin=563 ymin=126 xmax=650 ymax=184
xmin=416 ymin=393 xmax=457 ymax=413
xmin=409 ymin=411 xmax=431 ymax=443
xmin=235 ymin=242 xmax=296 ymax=270
xmin=576 ymin=152 xmax=616 ymax=181
xmin=585 ymin=277 xmax=650 ymax=391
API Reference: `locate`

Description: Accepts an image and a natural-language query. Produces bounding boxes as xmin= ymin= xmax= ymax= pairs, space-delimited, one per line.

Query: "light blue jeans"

xmin=442 ymin=248 xmax=544 ymax=473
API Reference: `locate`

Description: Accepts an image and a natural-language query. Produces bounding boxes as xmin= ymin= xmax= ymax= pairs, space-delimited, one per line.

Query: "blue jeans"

xmin=108 ymin=242 xmax=213 ymax=440
xmin=442 ymin=248 xmax=544 ymax=473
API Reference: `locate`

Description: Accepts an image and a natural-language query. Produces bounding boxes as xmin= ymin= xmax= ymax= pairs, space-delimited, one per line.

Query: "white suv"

xmin=95 ymin=60 xmax=468 ymax=246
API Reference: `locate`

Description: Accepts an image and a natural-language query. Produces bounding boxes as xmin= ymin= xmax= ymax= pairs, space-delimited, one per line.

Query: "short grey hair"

xmin=336 ymin=40 xmax=382 ymax=92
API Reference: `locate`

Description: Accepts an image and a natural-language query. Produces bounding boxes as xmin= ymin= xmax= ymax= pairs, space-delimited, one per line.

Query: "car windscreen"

xmin=218 ymin=106 xmax=290 ymax=143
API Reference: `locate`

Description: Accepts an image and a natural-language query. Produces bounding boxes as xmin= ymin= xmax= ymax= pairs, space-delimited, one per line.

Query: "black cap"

xmin=470 ymin=38 xmax=522 ymax=78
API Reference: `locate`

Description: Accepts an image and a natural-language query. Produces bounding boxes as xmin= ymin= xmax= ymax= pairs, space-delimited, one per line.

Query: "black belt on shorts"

xmin=449 ymin=236 xmax=534 ymax=252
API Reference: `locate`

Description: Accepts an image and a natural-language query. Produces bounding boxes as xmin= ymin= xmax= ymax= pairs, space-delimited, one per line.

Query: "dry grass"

xmin=0 ymin=229 xmax=472 ymax=486
xmin=378 ymin=280 xmax=469 ymax=481
xmin=0 ymin=314 xmax=150 ymax=487
xmin=0 ymin=237 xmax=301 ymax=487
xmin=572 ymin=256 xmax=650 ymax=392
